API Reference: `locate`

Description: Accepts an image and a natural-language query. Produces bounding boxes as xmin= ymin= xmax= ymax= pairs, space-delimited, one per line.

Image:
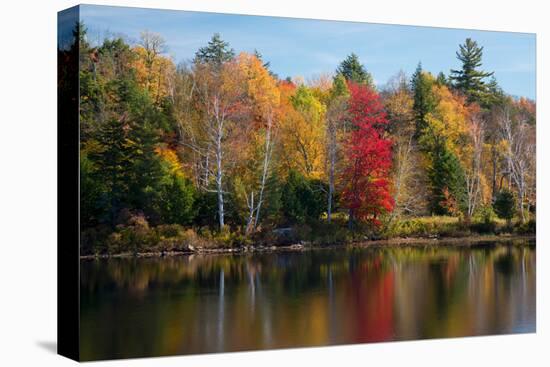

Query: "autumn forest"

xmin=68 ymin=24 xmax=536 ymax=255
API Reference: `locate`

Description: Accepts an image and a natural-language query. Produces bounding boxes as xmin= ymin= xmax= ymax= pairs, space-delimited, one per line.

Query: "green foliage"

xmin=335 ymin=53 xmax=374 ymax=86
xmin=80 ymin=152 xmax=105 ymax=227
xmin=425 ymin=141 xmax=467 ymax=215
xmin=259 ymin=175 xmax=284 ymax=226
xmin=75 ymin=25 xmax=535 ymax=255
xmin=281 ymin=171 xmax=327 ymax=224
xmin=194 ymin=33 xmax=235 ymax=65
xmin=290 ymin=85 xmax=326 ymax=121
xmin=383 ymin=216 xmax=469 ymax=238
xmin=470 ymin=206 xmax=497 ymax=234
xmin=450 ymin=38 xmax=494 ymax=106
xmin=411 ymin=64 xmax=437 ymax=135
xmin=194 ymin=191 xmax=219 ymax=227
xmin=331 ymin=73 xmax=350 ymax=98
xmin=515 ymin=219 xmax=536 ymax=234
xmin=493 ymin=190 xmax=516 ymax=222
xmin=436 ymin=71 xmax=449 ymax=86
xmin=157 ymin=171 xmax=197 ymax=225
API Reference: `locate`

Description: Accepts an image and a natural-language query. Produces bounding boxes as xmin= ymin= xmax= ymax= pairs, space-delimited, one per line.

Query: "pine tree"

xmin=427 ymin=141 xmax=467 ymax=215
xmin=330 ymin=73 xmax=349 ymax=98
xmin=335 ymin=53 xmax=374 ymax=86
xmin=436 ymin=71 xmax=448 ymax=86
xmin=493 ymin=190 xmax=516 ymax=225
xmin=450 ymin=38 xmax=494 ymax=104
xmin=91 ymin=116 xmax=138 ymax=224
xmin=411 ymin=63 xmax=437 ymax=136
xmin=194 ymin=33 xmax=235 ymax=65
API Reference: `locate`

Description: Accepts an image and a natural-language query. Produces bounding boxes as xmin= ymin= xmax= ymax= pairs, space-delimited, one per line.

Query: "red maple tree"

xmin=341 ymin=82 xmax=394 ymax=228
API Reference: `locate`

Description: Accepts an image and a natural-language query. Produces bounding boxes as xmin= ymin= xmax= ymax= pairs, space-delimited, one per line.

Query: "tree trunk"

xmin=254 ymin=113 xmax=273 ymax=230
xmin=215 ymin=116 xmax=225 ymax=229
xmin=327 ymin=123 xmax=336 ymax=224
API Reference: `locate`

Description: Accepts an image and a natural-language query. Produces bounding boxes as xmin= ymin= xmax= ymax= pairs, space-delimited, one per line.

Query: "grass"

xmin=80 ymin=213 xmax=535 ymax=256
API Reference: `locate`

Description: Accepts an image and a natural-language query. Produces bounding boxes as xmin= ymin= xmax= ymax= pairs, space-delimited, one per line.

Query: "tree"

xmin=80 ymin=152 xmax=105 ymax=228
xmin=133 ymin=44 xmax=175 ymax=105
xmin=281 ymin=170 xmax=326 ymax=224
xmin=463 ymin=107 xmax=486 ymax=221
xmin=419 ymin=83 xmax=471 ymax=216
xmin=325 ymin=75 xmax=350 ymax=223
xmin=156 ymin=152 xmax=197 ymax=224
xmin=137 ymin=30 xmax=168 ymax=97
xmin=497 ymin=105 xmax=535 ymax=223
xmin=277 ymin=83 xmax=327 ymax=179
xmin=194 ymin=33 xmax=235 ymax=66
xmin=235 ymin=53 xmax=281 ymax=232
xmin=341 ymin=82 xmax=393 ymax=228
xmin=192 ymin=57 xmax=248 ymax=229
xmin=89 ymin=115 xmax=138 ymax=225
xmin=411 ymin=64 xmax=437 ymax=136
xmin=383 ymin=71 xmax=428 ymax=219
xmin=425 ymin=141 xmax=467 ymax=215
xmin=493 ymin=189 xmax=516 ymax=225
xmin=450 ymin=38 xmax=494 ymax=105
xmin=335 ymin=53 xmax=374 ymax=86
xmin=436 ymin=71 xmax=449 ymax=86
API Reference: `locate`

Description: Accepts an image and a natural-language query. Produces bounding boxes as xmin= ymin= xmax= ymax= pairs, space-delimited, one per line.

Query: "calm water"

xmin=80 ymin=241 xmax=536 ymax=360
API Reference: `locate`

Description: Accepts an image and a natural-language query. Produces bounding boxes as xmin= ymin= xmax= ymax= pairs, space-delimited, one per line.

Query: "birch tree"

xmin=464 ymin=110 xmax=485 ymax=221
xmin=498 ymin=106 xmax=535 ymax=223
xmin=193 ymin=60 xmax=247 ymax=229
xmin=325 ymin=74 xmax=349 ymax=223
xmin=236 ymin=53 xmax=280 ymax=232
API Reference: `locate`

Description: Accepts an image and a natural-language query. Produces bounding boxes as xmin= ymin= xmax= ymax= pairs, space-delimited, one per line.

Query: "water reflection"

xmin=80 ymin=242 xmax=536 ymax=360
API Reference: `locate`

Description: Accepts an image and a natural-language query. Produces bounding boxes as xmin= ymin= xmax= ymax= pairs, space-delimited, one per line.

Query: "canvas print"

xmin=58 ymin=4 xmax=536 ymax=361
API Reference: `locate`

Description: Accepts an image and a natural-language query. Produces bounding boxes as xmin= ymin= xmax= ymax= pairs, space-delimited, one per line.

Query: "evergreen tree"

xmin=450 ymin=38 xmax=494 ymax=105
xmin=194 ymin=33 xmax=235 ymax=65
xmin=411 ymin=63 xmax=437 ymax=136
xmin=493 ymin=190 xmax=516 ymax=225
xmin=335 ymin=53 xmax=374 ymax=86
xmin=90 ymin=116 xmax=138 ymax=224
xmin=486 ymin=76 xmax=507 ymax=106
xmin=281 ymin=170 xmax=326 ymax=224
xmin=330 ymin=73 xmax=349 ymax=98
xmin=436 ymin=71 xmax=448 ymax=86
xmin=426 ymin=141 xmax=467 ymax=215
xmin=126 ymin=120 xmax=164 ymax=222
xmin=158 ymin=171 xmax=197 ymax=225
xmin=80 ymin=153 xmax=105 ymax=228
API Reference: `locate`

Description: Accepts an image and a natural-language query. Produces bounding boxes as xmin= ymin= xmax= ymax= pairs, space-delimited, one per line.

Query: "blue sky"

xmin=79 ymin=4 xmax=536 ymax=99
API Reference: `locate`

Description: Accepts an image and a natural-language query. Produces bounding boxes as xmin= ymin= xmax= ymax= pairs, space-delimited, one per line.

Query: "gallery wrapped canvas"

xmin=58 ymin=4 xmax=536 ymax=362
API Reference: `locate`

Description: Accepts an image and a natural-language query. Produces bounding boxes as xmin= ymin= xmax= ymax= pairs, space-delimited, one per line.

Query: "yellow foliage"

xmin=425 ymin=84 xmax=470 ymax=159
xmin=276 ymin=82 xmax=327 ymax=180
xmin=155 ymin=147 xmax=184 ymax=177
xmin=236 ymin=52 xmax=280 ymax=118
xmin=132 ymin=46 xmax=176 ymax=103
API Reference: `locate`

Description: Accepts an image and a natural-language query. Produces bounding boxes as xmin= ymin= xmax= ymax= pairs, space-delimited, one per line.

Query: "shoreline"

xmin=79 ymin=234 xmax=536 ymax=260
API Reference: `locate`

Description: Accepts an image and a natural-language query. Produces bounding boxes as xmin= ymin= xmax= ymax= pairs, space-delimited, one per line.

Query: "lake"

xmin=80 ymin=240 xmax=536 ymax=360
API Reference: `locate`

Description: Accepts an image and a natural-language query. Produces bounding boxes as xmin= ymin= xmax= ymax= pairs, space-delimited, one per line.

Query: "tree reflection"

xmin=80 ymin=242 xmax=535 ymax=360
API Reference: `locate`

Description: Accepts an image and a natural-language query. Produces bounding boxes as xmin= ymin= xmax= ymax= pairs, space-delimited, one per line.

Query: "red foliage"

xmin=341 ymin=82 xmax=394 ymax=227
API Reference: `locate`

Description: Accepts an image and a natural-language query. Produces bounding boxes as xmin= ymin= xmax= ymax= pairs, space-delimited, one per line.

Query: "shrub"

xmin=80 ymin=225 xmax=111 ymax=255
xmin=383 ymin=216 xmax=469 ymax=238
xmin=470 ymin=206 xmax=497 ymax=234
xmin=515 ymin=219 xmax=536 ymax=234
